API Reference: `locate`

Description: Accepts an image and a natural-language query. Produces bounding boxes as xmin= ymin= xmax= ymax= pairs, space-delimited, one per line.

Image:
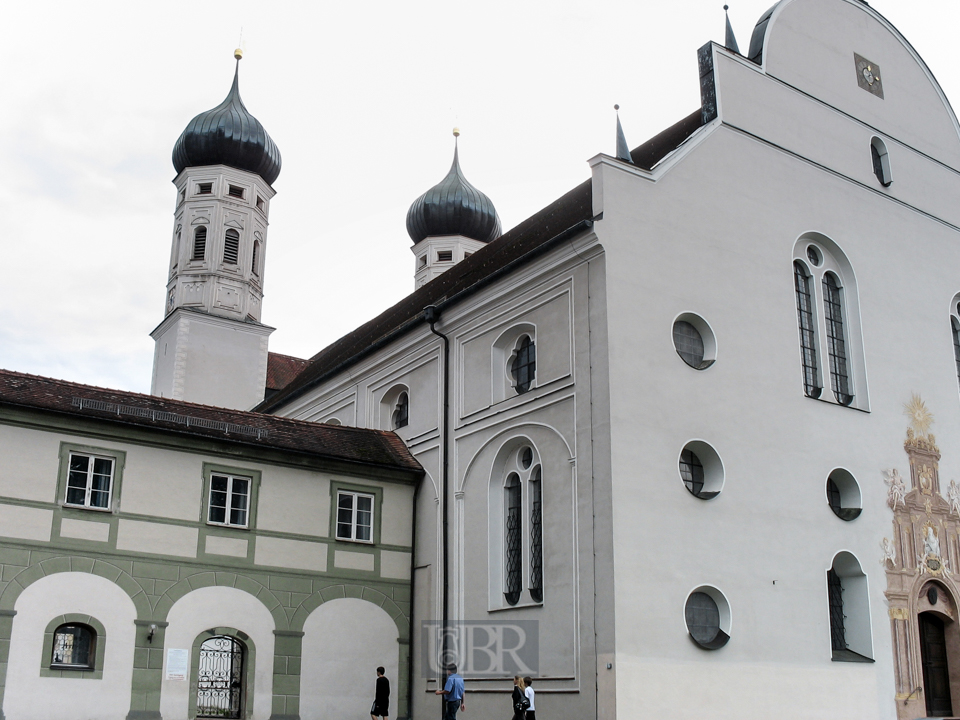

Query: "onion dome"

xmin=406 ymin=132 xmax=501 ymax=244
xmin=172 ymin=54 xmax=281 ymax=185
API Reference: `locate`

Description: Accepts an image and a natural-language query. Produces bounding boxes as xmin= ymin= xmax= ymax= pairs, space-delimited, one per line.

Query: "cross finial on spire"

xmin=614 ymin=105 xmax=633 ymax=164
xmin=724 ymin=5 xmax=741 ymax=54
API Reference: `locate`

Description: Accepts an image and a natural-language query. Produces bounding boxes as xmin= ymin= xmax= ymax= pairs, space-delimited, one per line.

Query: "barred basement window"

xmin=223 ymin=229 xmax=240 ymax=265
xmin=529 ymin=465 xmax=543 ymax=603
xmin=228 ymin=185 xmax=244 ymax=199
xmin=207 ymin=474 xmax=250 ymax=528
xmin=511 ymin=336 xmax=536 ymax=394
xmin=65 ymin=453 xmax=114 ymax=510
xmin=197 ymin=183 xmax=213 ymax=195
xmin=392 ymin=391 xmax=409 ymax=429
xmin=794 ymin=261 xmax=821 ymax=398
xmin=336 ymin=490 xmax=374 ymax=542
xmin=822 ymin=273 xmax=853 ymax=405
xmin=193 ymin=226 xmax=207 ymax=261
xmin=504 ymin=473 xmax=522 ymax=605
xmin=51 ymin=624 xmax=96 ymax=668
xmin=437 ymin=250 xmax=453 ymax=262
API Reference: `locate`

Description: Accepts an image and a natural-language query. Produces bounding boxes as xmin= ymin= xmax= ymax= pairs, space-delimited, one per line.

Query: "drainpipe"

xmin=423 ymin=305 xmax=450 ymax=709
xmin=405 ymin=473 xmax=421 ymax=720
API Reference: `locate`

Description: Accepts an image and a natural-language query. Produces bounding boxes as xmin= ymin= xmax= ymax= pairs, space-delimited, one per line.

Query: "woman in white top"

xmin=523 ymin=677 xmax=536 ymax=720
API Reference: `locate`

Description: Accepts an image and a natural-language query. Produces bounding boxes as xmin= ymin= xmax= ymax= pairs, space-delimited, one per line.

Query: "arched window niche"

xmin=948 ymin=296 xmax=960 ymax=399
xmin=379 ymin=384 xmax=410 ymax=432
xmin=492 ymin=323 xmax=537 ymax=403
xmin=192 ymin=224 xmax=208 ymax=261
xmin=870 ymin=136 xmax=892 ymax=187
xmin=42 ymin=614 xmax=107 ymax=678
xmin=791 ymin=233 xmax=868 ymax=410
xmin=827 ymin=552 xmax=873 ymax=662
xmin=488 ymin=438 xmax=544 ymax=608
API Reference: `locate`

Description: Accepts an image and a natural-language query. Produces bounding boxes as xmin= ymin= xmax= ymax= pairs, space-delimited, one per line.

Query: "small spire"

xmin=724 ymin=5 xmax=741 ymax=54
xmin=234 ymin=47 xmax=243 ymax=61
xmin=614 ymin=105 xmax=633 ymax=164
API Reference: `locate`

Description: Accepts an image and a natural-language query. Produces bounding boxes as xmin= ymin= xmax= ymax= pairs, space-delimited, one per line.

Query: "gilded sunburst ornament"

xmin=904 ymin=394 xmax=934 ymax=438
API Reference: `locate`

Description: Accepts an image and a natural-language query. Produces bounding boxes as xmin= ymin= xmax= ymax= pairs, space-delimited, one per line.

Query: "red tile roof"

xmin=266 ymin=352 xmax=310 ymax=391
xmin=0 ymin=369 xmax=421 ymax=475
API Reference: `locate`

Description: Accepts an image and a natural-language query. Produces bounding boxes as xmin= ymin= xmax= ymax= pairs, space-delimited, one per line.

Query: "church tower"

xmin=406 ymin=130 xmax=500 ymax=288
xmin=151 ymin=50 xmax=281 ymax=410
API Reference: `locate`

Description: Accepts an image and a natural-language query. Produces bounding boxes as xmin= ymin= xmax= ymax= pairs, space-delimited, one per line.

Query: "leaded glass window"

xmin=827 ymin=568 xmax=846 ymax=652
xmin=673 ymin=321 xmax=706 ymax=368
xmin=65 ymin=453 xmax=114 ymax=510
xmin=208 ymin=474 xmax=250 ymax=527
xmin=336 ymin=490 xmax=374 ymax=542
xmin=51 ymin=624 xmax=95 ymax=667
xmin=530 ymin=466 xmax=543 ymax=603
xmin=193 ymin=226 xmax=207 ymax=261
xmin=794 ymin=261 xmax=821 ymax=399
xmin=504 ymin=473 xmax=522 ymax=605
xmin=679 ymin=449 xmax=704 ymax=497
xmin=511 ymin=336 xmax=536 ymax=394
xmin=392 ymin=392 xmax=409 ymax=429
xmin=823 ymin=273 xmax=853 ymax=405
xmin=685 ymin=592 xmax=721 ymax=646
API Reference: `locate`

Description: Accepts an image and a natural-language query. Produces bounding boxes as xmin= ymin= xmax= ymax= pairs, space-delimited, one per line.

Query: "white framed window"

xmin=492 ymin=322 xmax=537 ymax=403
xmin=65 ymin=453 xmax=114 ymax=510
xmin=336 ymin=490 xmax=374 ymax=542
xmin=207 ymin=473 xmax=251 ymax=527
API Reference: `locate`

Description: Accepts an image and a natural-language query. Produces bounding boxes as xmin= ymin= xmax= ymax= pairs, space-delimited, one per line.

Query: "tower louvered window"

xmin=823 ymin=273 xmax=853 ymax=405
xmin=530 ymin=465 xmax=543 ymax=603
xmin=827 ymin=568 xmax=846 ymax=651
xmin=952 ymin=317 xmax=960 ymax=390
xmin=504 ymin=473 xmax=522 ymax=605
xmin=223 ymin=229 xmax=240 ymax=265
xmin=794 ymin=261 xmax=821 ymax=398
xmin=192 ymin=226 xmax=207 ymax=261
xmin=252 ymin=240 xmax=261 ymax=276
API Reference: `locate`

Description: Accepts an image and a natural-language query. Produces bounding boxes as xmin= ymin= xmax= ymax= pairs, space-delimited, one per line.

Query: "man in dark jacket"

xmin=371 ymin=666 xmax=390 ymax=719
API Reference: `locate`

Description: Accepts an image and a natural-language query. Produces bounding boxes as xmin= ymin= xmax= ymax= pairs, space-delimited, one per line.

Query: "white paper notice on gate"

xmin=166 ymin=648 xmax=189 ymax=680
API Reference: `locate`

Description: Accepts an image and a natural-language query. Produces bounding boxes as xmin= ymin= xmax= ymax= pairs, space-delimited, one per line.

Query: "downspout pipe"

xmin=405 ymin=474 xmax=421 ymax=720
xmin=423 ymin=305 xmax=450 ymax=703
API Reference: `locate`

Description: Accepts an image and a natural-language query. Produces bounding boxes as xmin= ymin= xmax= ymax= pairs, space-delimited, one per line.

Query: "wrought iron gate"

xmin=197 ymin=636 xmax=244 ymax=718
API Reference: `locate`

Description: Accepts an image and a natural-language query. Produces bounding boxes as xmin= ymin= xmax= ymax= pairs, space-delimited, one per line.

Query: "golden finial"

xmin=452 ymin=127 xmax=460 ymax=138
xmin=234 ymin=48 xmax=244 ymax=60
xmin=905 ymin=394 xmax=934 ymax=438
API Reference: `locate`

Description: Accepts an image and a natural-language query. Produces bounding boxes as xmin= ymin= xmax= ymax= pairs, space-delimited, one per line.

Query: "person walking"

xmin=523 ymin=677 xmax=536 ymax=720
xmin=434 ymin=663 xmax=465 ymax=719
xmin=511 ymin=676 xmax=529 ymax=720
xmin=371 ymin=666 xmax=390 ymax=720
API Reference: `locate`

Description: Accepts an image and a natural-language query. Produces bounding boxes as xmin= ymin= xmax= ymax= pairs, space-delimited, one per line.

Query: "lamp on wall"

xmin=148 ymin=624 xmax=157 ymax=643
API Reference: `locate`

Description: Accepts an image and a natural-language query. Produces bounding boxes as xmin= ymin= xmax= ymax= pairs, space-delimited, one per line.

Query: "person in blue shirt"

xmin=434 ymin=664 xmax=465 ymax=719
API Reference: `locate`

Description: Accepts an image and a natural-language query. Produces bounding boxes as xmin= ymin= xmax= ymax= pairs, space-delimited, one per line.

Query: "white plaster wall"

xmin=256 ymin=466 xmax=330 ymax=537
xmin=119 ymin=444 xmax=204 ymax=521
xmin=160 ymin=586 xmax=276 ymax=720
xmin=0 ymin=424 xmax=61 ymax=502
xmin=299 ymin=598 xmax=399 ymax=720
xmin=4 ymin=572 xmax=137 ymax=720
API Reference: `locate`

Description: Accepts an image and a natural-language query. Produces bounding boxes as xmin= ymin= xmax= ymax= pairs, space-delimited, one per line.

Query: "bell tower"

xmin=151 ymin=50 xmax=282 ymax=410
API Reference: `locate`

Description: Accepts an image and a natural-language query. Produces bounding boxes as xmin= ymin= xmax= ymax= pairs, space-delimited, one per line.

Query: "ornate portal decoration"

xmin=880 ymin=537 xmax=897 ymax=568
xmin=919 ymin=523 xmax=945 ymax=575
xmin=947 ymin=480 xmax=960 ymax=518
xmin=884 ymin=468 xmax=906 ymax=510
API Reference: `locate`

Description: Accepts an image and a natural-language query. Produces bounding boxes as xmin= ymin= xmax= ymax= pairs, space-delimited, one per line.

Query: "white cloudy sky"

xmin=1 ymin=0 xmax=958 ymax=394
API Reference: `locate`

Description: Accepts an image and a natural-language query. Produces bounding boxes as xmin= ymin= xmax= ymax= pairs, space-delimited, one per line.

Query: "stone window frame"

xmin=40 ymin=613 xmax=107 ymax=679
xmin=329 ymin=480 xmax=383 ymax=546
xmin=200 ymin=462 xmax=261 ymax=532
xmin=56 ymin=442 xmax=127 ymax=514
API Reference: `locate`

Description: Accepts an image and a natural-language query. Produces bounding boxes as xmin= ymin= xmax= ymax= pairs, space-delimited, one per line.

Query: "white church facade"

xmin=3 ymin=0 xmax=960 ymax=718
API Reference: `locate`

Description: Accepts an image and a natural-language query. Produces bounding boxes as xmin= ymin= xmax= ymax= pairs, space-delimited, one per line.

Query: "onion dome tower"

xmin=151 ymin=50 xmax=280 ymax=411
xmin=406 ymin=130 xmax=501 ymax=288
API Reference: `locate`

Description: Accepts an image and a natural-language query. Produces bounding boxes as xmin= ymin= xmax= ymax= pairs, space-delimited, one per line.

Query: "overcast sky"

xmin=2 ymin=0 xmax=958 ymax=394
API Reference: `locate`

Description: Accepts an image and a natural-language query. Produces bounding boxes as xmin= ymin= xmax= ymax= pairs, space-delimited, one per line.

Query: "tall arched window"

xmin=511 ymin=335 xmax=536 ymax=394
xmin=822 ymin=273 xmax=853 ymax=405
xmin=950 ymin=302 xmax=960 ymax=394
xmin=792 ymin=235 xmax=866 ymax=409
xmin=172 ymin=228 xmax=181 ymax=271
xmin=529 ymin=465 xmax=543 ymax=603
xmin=392 ymin=392 xmax=408 ymax=429
xmin=504 ymin=473 xmax=522 ymax=605
xmin=223 ymin=229 xmax=240 ymax=265
xmin=192 ymin=226 xmax=207 ymax=261
xmin=827 ymin=552 xmax=873 ymax=662
xmin=794 ymin=261 xmax=821 ymax=398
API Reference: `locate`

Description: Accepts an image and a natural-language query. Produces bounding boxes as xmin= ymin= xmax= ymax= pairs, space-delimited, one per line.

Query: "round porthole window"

xmin=672 ymin=313 xmax=716 ymax=370
xmin=679 ymin=440 xmax=724 ymax=499
xmin=685 ymin=586 xmax=731 ymax=650
xmin=826 ymin=468 xmax=861 ymax=521
xmin=806 ymin=245 xmax=822 ymax=267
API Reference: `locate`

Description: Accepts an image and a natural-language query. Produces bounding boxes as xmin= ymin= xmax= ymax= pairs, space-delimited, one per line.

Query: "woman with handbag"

xmin=511 ymin=676 xmax=530 ymax=720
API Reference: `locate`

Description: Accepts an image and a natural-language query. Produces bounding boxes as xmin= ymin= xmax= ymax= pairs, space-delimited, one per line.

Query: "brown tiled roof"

xmin=257 ymin=110 xmax=703 ymax=413
xmin=0 ymin=369 xmax=422 ymax=474
xmin=266 ymin=352 xmax=310 ymax=391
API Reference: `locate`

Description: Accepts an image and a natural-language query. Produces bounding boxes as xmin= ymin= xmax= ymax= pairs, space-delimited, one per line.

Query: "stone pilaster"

xmin=270 ymin=629 xmax=304 ymax=720
xmin=0 ymin=610 xmax=16 ymax=720
xmin=126 ymin=619 xmax=168 ymax=720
